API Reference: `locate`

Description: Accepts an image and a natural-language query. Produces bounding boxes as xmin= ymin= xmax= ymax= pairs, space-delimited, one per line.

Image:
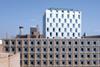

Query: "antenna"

xmin=6 ymin=32 xmax=8 ymax=39
xmin=36 ymin=24 xmax=39 ymax=32
xmin=19 ymin=26 xmax=24 ymax=35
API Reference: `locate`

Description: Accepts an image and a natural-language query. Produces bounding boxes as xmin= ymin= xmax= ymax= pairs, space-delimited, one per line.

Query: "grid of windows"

xmin=3 ymin=39 xmax=100 ymax=67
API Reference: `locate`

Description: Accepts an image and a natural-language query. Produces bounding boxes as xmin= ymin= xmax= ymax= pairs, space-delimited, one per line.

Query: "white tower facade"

xmin=43 ymin=8 xmax=81 ymax=39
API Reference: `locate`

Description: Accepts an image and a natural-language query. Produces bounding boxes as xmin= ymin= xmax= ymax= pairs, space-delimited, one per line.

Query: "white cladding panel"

xmin=44 ymin=8 xmax=81 ymax=39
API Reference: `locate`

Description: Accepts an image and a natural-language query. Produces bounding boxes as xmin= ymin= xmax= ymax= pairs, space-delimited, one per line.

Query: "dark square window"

xmin=5 ymin=41 xmax=9 ymax=44
xmin=50 ymin=41 xmax=52 ymax=45
xmin=50 ymin=61 xmax=53 ymax=65
xmin=18 ymin=41 xmax=21 ymax=45
xmin=69 ymin=41 xmax=71 ymax=45
xmin=31 ymin=41 xmax=34 ymax=45
xmin=87 ymin=61 xmax=90 ymax=64
xmin=93 ymin=41 xmax=96 ymax=45
xmin=50 ymin=48 xmax=52 ymax=51
xmin=18 ymin=47 xmax=21 ymax=52
xmin=75 ymin=41 xmax=77 ymax=44
xmin=62 ymin=55 xmax=65 ymax=58
xmin=87 ymin=41 xmax=90 ymax=45
xmin=31 ymin=61 xmax=34 ymax=65
xmin=56 ymin=41 xmax=59 ymax=44
xmin=37 ymin=61 xmax=40 ymax=64
xmin=31 ymin=55 xmax=34 ymax=58
xmin=24 ymin=41 xmax=28 ymax=45
xmin=69 ymin=48 xmax=71 ymax=51
xmin=81 ymin=42 xmax=84 ymax=45
xmin=44 ymin=61 xmax=47 ymax=65
xmin=75 ymin=48 xmax=78 ymax=51
xmin=69 ymin=55 xmax=71 ymax=58
xmin=75 ymin=55 xmax=77 ymax=58
xmin=24 ymin=48 xmax=28 ymax=52
xmin=87 ymin=55 xmax=90 ymax=58
xmin=31 ymin=48 xmax=34 ymax=52
xmin=93 ymin=61 xmax=96 ymax=65
xmin=44 ymin=55 xmax=46 ymax=58
xmin=24 ymin=54 xmax=28 ymax=58
xmin=94 ymin=48 xmax=96 ymax=51
xmin=62 ymin=48 xmax=65 ymax=51
xmin=12 ymin=47 xmax=15 ymax=52
xmin=56 ymin=55 xmax=59 ymax=58
xmin=37 ymin=48 xmax=40 ymax=52
xmin=75 ymin=61 xmax=78 ymax=65
xmin=12 ymin=41 xmax=15 ymax=45
xmin=81 ymin=54 xmax=84 ymax=58
xmin=56 ymin=48 xmax=59 ymax=51
xmin=68 ymin=61 xmax=71 ymax=64
xmin=56 ymin=61 xmax=59 ymax=64
xmin=93 ymin=55 xmax=96 ymax=58
xmin=62 ymin=41 xmax=65 ymax=45
xmin=81 ymin=61 xmax=84 ymax=64
xmin=44 ymin=48 xmax=46 ymax=52
xmin=24 ymin=60 xmax=28 ymax=65
xmin=62 ymin=61 xmax=65 ymax=64
xmin=87 ymin=48 xmax=90 ymax=51
xmin=37 ymin=41 xmax=40 ymax=45
xmin=37 ymin=54 xmax=40 ymax=58
xmin=81 ymin=48 xmax=84 ymax=51
xmin=5 ymin=47 xmax=9 ymax=52
xmin=44 ymin=41 xmax=46 ymax=45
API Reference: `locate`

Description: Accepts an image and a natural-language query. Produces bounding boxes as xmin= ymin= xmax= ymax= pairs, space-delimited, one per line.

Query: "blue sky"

xmin=0 ymin=0 xmax=100 ymax=38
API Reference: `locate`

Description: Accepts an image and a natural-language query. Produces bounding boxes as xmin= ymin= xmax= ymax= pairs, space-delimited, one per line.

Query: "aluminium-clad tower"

xmin=43 ymin=8 xmax=81 ymax=39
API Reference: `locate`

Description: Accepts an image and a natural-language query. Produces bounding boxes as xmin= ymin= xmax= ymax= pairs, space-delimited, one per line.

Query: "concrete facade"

xmin=2 ymin=37 xmax=100 ymax=67
xmin=0 ymin=53 xmax=20 ymax=67
xmin=0 ymin=40 xmax=20 ymax=67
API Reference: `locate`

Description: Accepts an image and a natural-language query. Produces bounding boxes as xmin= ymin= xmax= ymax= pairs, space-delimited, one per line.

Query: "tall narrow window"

xmin=47 ymin=18 xmax=49 ymax=22
xmin=47 ymin=28 xmax=49 ymax=32
xmin=73 ymin=24 xmax=75 ymax=27
xmin=75 ymin=19 xmax=78 ymax=23
xmin=70 ymin=19 xmax=72 ymax=23
xmin=73 ymin=33 xmax=75 ymax=37
xmin=64 ymin=28 xmax=66 ymax=32
xmin=50 ymin=32 xmax=52 ymax=37
xmin=78 ymin=15 xmax=80 ymax=19
xmin=64 ymin=19 xmax=66 ymax=22
xmin=62 ymin=23 xmax=64 ymax=27
xmin=59 ymin=18 xmax=61 ymax=22
xmin=53 ymin=18 xmax=55 ymax=22
xmin=56 ymin=14 xmax=58 ymax=18
xmin=67 ymin=24 xmax=69 ymax=27
xmin=70 ymin=28 xmax=72 ymax=32
xmin=50 ymin=14 xmax=52 ymax=17
xmin=56 ymin=23 xmax=58 ymax=27
xmin=62 ymin=14 xmax=64 ymax=18
xmin=50 ymin=23 xmax=52 ymax=27
xmin=59 ymin=28 xmax=61 ymax=32
xmin=78 ymin=24 xmax=80 ymax=28
xmin=67 ymin=14 xmax=69 ymax=18
xmin=62 ymin=33 xmax=64 ymax=36
xmin=73 ymin=15 xmax=75 ymax=18
xmin=56 ymin=32 xmax=58 ymax=36
xmin=53 ymin=28 xmax=55 ymax=32
xmin=75 ymin=29 xmax=77 ymax=32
